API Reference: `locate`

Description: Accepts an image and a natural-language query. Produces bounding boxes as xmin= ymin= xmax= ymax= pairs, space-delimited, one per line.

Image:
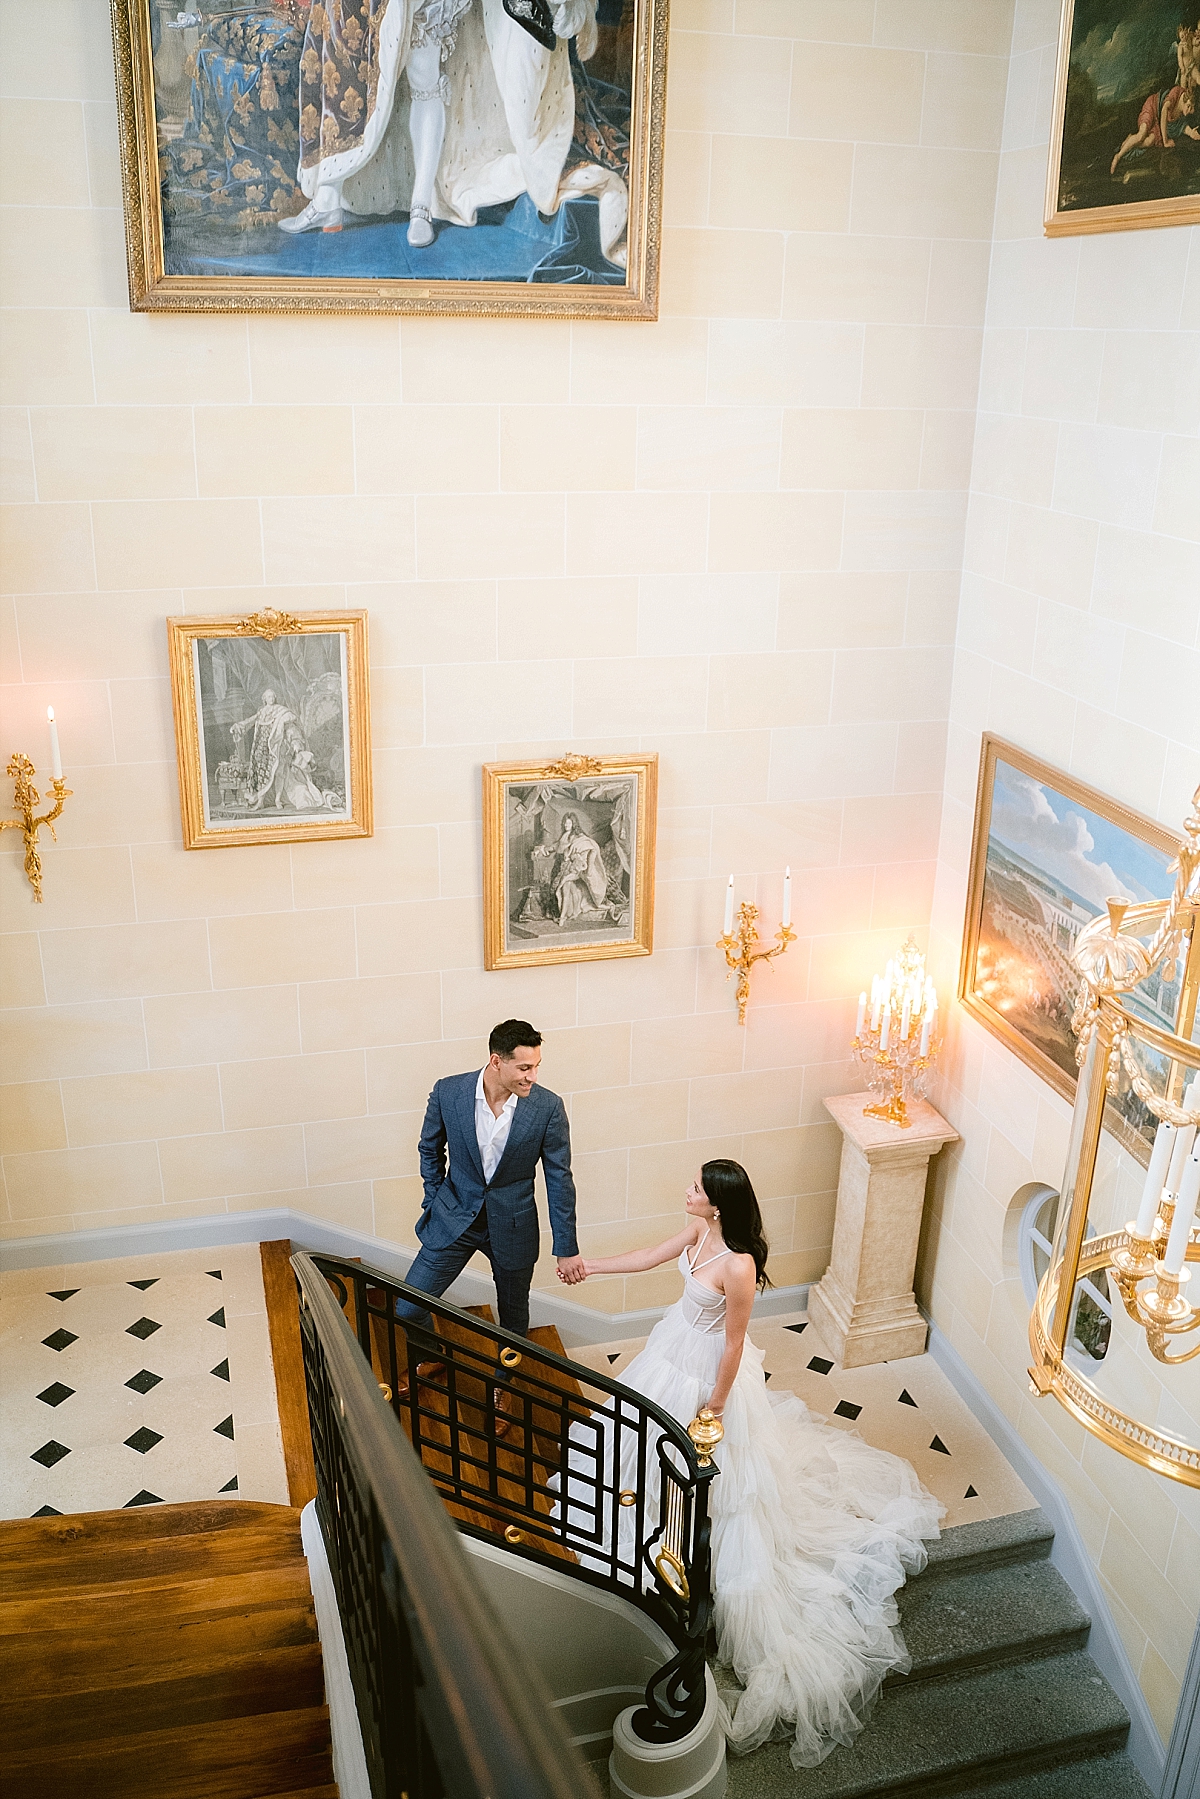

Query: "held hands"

xmin=556 ymin=1254 xmax=587 ymax=1285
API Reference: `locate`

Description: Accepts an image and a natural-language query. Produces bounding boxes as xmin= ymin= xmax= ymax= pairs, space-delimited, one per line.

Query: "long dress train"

xmin=601 ymin=1235 xmax=943 ymax=1769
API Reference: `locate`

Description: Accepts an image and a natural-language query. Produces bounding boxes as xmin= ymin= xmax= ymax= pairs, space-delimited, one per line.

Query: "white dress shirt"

xmin=475 ymin=1069 xmax=518 ymax=1183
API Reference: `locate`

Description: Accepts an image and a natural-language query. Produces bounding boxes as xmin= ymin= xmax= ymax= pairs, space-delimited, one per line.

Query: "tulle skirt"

xmin=609 ymin=1305 xmax=944 ymax=1769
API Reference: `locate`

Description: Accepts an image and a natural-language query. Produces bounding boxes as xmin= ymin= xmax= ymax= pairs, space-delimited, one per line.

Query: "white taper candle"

xmin=918 ymin=1014 xmax=931 ymax=1058
xmin=723 ymin=876 xmax=735 ymax=937
xmin=47 ymin=706 xmax=62 ymax=780
xmin=782 ymin=866 xmax=791 ymax=927
xmin=1134 ymin=1121 xmax=1176 ymax=1240
xmin=879 ymin=1006 xmax=891 ymax=1053
xmin=1163 ymin=1141 xmax=1200 ymax=1278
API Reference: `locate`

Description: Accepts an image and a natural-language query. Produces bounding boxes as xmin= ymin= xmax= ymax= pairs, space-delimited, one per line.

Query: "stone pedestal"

xmin=806 ymin=1093 xmax=958 ymax=1369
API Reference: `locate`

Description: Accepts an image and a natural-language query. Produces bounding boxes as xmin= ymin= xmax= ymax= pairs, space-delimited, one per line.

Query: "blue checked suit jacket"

xmin=416 ymin=1071 xmax=579 ymax=1273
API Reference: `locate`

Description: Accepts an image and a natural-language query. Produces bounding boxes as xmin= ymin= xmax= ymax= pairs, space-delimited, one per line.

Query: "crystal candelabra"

xmin=851 ymin=936 xmax=940 ymax=1128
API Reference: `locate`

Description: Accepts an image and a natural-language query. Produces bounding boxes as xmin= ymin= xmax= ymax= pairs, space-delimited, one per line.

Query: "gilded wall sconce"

xmin=716 ymin=871 xmax=796 ymax=1024
xmin=2 ymin=710 xmax=72 ymax=903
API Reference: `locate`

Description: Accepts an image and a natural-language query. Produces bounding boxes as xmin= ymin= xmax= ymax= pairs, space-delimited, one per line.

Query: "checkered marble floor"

xmin=0 ymin=1243 xmax=288 ymax=1520
xmin=570 ymin=1310 xmax=1035 ymax=1531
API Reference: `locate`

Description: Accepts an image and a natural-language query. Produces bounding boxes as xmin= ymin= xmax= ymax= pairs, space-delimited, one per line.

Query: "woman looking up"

xmin=568 ymin=1159 xmax=943 ymax=1769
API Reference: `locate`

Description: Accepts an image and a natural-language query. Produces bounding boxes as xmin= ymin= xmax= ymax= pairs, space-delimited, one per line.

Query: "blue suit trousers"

xmin=394 ymin=1208 xmax=536 ymax=1339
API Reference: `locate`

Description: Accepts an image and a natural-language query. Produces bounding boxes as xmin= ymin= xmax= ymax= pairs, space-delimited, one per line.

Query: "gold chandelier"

xmin=1028 ymin=782 xmax=1200 ymax=1486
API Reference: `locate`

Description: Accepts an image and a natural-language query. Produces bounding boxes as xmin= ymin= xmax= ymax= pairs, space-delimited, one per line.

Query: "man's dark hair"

xmin=489 ymin=1019 xmax=542 ymax=1059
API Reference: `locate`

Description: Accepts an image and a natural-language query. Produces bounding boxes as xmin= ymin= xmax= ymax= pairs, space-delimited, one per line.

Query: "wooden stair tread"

xmin=0 ymin=1563 xmax=314 ymax=1637
xmin=6 ymin=1704 xmax=334 ymax=1799
xmin=5 ymin=1642 xmax=327 ymax=1753
xmin=3 ymin=1525 xmax=306 ymax=1600
xmin=0 ymin=1501 xmax=298 ymax=1568
xmin=5 ymin=1602 xmax=319 ymax=1697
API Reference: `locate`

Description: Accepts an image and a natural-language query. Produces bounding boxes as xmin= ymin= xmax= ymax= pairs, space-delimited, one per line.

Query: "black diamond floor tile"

xmin=219 ymin=1475 xmax=239 ymax=1492
xmin=42 ymin=1329 xmax=77 ymax=1352
xmin=211 ymin=1359 xmax=230 ymax=1382
xmin=930 ymin=1434 xmax=951 ymax=1455
xmin=125 ymin=1369 xmax=163 ymax=1395
xmin=784 ymin=1321 xmax=808 ymax=1335
xmin=965 ymin=1484 xmax=979 ymax=1498
xmin=898 ymin=1388 xmax=918 ymax=1407
xmin=834 ymin=1399 xmax=862 ymax=1421
xmin=214 ymin=1415 xmax=235 ymax=1440
xmin=807 ymin=1355 xmax=833 ymax=1375
xmin=127 ymin=1278 xmax=158 ymax=1290
xmin=125 ymin=1490 xmax=163 ymax=1508
xmin=207 ymin=1269 xmax=223 ymax=1280
xmin=47 ymin=1289 xmax=79 ymax=1302
xmin=126 ymin=1317 xmax=161 ymax=1340
xmin=37 ymin=1382 xmax=75 ymax=1408
xmin=31 ymin=1440 xmax=70 ymax=1468
xmin=32 ymin=1504 xmax=62 ymax=1517
xmin=125 ymin=1426 xmax=163 ymax=1455
xmin=606 ymin=1353 xmax=620 ymax=1363
xmin=208 ymin=1307 xmax=226 ymax=1328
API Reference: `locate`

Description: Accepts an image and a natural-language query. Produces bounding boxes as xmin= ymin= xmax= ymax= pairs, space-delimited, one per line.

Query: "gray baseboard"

xmin=926 ymin=1321 xmax=1168 ymax=1794
xmin=0 ymin=1208 xmax=809 ymax=1349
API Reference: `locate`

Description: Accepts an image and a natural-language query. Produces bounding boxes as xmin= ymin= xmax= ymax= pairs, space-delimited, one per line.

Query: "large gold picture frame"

xmin=110 ymin=0 xmax=668 ymax=317
xmin=167 ymin=607 xmax=372 ymax=849
xmin=960 ymin=736 xmax=1197 ymax=1167
xmin=1045 ymin=0 xmax=1200 ymax=236
xmin=483 ymin=752 xmax=656 ymax=970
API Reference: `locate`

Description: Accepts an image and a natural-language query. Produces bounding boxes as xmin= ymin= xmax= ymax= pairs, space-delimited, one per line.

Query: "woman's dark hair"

xmin=700 ymin=1159 xmax=771 ymax=1289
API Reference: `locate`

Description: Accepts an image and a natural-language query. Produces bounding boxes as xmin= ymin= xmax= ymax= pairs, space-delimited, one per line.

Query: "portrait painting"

xmin=960 ymin=737 xmax=1196 ymax=1164
xmin=483 ymin=752 xmax=656 ymax=970
xmin=1046 ymin=0 xmax=1200 ymax=233
xmin=110 ymin=0 xmax=667 ymax=316
xmin=167 ymin=608 xmax=372 ymax=849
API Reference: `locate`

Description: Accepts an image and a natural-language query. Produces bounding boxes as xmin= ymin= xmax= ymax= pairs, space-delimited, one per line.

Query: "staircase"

xmin=1 ymin=1499 xmax=337 ymax=1799
xmin=701 ymin=1507 xmax=1154 ymax=1799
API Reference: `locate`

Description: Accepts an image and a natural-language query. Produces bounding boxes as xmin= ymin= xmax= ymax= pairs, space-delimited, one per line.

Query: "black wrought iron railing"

xmin=293 ymin=1251 xmax=593 ymax=1799
xmin=296 ymin=1250 xmax=718 ymax=1755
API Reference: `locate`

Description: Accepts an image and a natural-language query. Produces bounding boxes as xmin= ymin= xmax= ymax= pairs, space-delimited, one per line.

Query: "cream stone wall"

xmin=921 ymin=0 xmax=1200 ymax=1745
xmin=0 ymin=2 xmax=1010 ymax=1319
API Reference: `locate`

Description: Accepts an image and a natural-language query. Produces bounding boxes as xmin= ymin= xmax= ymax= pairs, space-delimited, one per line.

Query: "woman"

xmin=571 ymin=1160 xmax=942 ymax=1769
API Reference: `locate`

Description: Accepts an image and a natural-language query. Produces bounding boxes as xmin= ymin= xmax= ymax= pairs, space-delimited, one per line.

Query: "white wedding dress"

xmin=599 ymin=1232 xmax=944 ymax=1769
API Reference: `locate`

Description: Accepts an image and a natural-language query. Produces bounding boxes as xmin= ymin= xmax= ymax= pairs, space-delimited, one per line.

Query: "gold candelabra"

xmin=2 ymin=753 xmax=72 ymax=903
xmin=717 ymin=901 xmax=797 ymax=1024
xmin=851 ymin=935 xmax=940 ymax=1128
xmin=1028 ymin=780 xmax=1200 ymax=1485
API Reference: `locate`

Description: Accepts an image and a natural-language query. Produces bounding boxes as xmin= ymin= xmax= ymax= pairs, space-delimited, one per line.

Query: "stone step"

xmin=948 ymin=1750 xmax=1156 ymax=1799
xmin=723 ymin=1650 xmax=1129 ymax=1799
xmin=894 ymin=1557 xmax=1090 ymax=1685
xmin=915 ymin=1506 xmax=1055 ymax=1584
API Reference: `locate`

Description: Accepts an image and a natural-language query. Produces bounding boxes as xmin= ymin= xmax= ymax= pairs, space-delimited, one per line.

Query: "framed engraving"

xmin=110 ymin=0 xmax=668 ymax=317
xmin=166 ymin=608 xmax=372 ymax=849
xmin=483 ymin=752 xmax=656 ymax=970
xmin=960 ymin=736 xmax=1197 ymax=1165
xmin=1046 ymin=0 xmax=1200 ymax=235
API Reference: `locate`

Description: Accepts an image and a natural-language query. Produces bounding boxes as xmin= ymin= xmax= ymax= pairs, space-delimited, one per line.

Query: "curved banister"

xmin=292 ymin=1251 xmax=591 ymax=1799
xmin=299 ymin=1250 xmax=718 ymax=1744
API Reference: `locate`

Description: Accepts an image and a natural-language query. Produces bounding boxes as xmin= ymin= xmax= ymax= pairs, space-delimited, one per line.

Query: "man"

xmin=396 ymin=1020 xmax=584 ymax=1386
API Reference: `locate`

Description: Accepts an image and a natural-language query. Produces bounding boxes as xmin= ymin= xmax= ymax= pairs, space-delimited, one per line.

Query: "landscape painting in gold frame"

xmin=167 ymin=608 xmax=372 ymax=850
xmin=1045 ymin=0 xmax=1200 ymax=236
xmin=960 ymin=736 xmax=1197 ymax=1167
xmin=483 ymin=753 xmax=656 ymax=971
xmin=110 ymin=0 xmax=667 ymax=317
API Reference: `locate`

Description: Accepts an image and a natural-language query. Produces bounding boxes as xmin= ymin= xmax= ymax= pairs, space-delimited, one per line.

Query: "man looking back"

xmin=395 ymin=1020 xmax=584 ymax=1363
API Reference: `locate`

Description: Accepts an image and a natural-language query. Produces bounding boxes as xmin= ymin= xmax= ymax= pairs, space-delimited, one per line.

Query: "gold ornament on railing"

xmin=716 ymin=871 xmax=797 ymax=1024
xmin=2 ymin=710 xmax=72 ymax=902
xmin=851 ymin=936 xmax=940 ymax=1128
xmin=1028 ymin=782 xmax=1200 ymax=1486
xmin=687 ymin=1407 xmax=725 ymax=1468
